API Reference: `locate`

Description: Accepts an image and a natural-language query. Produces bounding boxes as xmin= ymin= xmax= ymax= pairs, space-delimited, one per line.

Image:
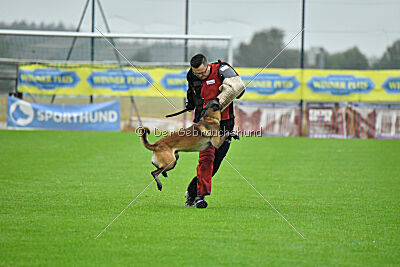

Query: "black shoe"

xmin=184 ymin=191 xmax=195 ymax=207
xmin=195 ymin=196 xmax=208 ymax=209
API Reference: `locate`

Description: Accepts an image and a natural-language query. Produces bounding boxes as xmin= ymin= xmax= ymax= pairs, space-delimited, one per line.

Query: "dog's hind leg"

xmin=152 ymin=160 xmax=168 ymax=178
xmin=161 ymin=151 xmax=179 ymax=178
xmin=171 ymin=151 xmax=179 ymax=169
xmin=152 ymin=151 xmax=177 ymax=191
xmin=151 ymin=168 xmax=164 ymax=191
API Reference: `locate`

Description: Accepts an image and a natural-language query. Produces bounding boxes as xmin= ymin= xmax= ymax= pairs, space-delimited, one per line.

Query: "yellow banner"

xmin=235 ymin=68 xmax=303 ymax=101
xmin=301 ymin=69 xmax=400 ymax=102
xmin=18 ymin=64 xmax=400 ymax=102
xmin=18 ymin=64 xmax=187 ymax=97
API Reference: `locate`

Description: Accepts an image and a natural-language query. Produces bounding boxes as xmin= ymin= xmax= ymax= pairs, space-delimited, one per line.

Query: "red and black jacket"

xmin=186 ymin=61 xmax=236 ymax=124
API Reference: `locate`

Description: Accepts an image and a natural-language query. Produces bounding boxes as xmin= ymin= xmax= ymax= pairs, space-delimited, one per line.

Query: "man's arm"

xmin=185 ymin=71 xmax=196 ymax=110
xmin=217 ymin=64 xmax=246 ymax=111
xmin=218 ymin=64 xmax=237 ymax=80
xmin=186 ymin=88 xmax=196 ymax=110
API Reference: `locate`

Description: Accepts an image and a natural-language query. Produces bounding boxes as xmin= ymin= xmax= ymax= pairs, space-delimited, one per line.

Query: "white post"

xmin=228 ymin=38 xmax=234 ymax=65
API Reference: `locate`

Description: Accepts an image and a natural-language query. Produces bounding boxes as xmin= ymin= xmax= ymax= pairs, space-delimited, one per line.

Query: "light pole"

xmin=184 ymin=0 xmax=189 ymax=62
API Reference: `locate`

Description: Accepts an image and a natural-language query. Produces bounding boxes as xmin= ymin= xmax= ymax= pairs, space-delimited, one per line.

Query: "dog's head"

xmin=200 ymin=98 xmax=222 ymax=121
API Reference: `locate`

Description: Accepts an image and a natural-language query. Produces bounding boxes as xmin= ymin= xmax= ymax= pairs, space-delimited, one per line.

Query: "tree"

xmin=131 ymin=47 xmax=151 ymax=62
xmin=235 ymin=28 xmax=299 ymax=68
xmin=0 ymin=20 xmax=71 ymax=31
xmin=325 ymin=47 xmax=369 ymax=70
xmin=373 ymin=39 xmax=400 ymax=69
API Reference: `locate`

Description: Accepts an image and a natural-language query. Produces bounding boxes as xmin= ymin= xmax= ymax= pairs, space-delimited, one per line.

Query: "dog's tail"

xmin=138 ymin=127 xmax=157 ymax=151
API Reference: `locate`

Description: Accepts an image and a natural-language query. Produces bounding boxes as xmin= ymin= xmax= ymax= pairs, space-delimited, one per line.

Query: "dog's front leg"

xmin=211 ymin=132 xmax=231 ymax=149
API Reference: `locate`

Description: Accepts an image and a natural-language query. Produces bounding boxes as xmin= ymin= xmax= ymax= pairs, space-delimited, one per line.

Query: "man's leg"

xmin=185 ymin=146 xmax=215 ymax=207
xmin=212 ymin=136 xmax=231 ymax=176
xmin=196 ymin=145 xmax=215 ymax=196
xmin=185 ymin=121 xmax=233 ymax=207
xmin=185 ymin=176 xmax=197 ymax=207
xmin=186 ymin=177 xmax=198 ymax=196
xmin=212 ymin=121 xmax=234 ymax=176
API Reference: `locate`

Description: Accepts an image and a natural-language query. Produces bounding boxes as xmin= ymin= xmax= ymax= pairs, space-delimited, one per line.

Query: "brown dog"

xmin=139 ymin=99 xmax=234 ymax=191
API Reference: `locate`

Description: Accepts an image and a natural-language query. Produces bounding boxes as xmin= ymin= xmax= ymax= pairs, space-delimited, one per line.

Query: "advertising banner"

xmin=235 ymin=68 xmax=302 ymax=100
xmin=235 ymin=102 xmax=300 ymax=136
xmin=18 ymin=64 xmax=187 ymax=98
xmin=17 ymin=64 xmax=400 ymax=102
xmin=7 ymin=96 xmax=120 ymax=131
xmin=305 ymin=102 xmax=400 ymax=139
xmin=302 ymin=69 xmax=400 ymax=102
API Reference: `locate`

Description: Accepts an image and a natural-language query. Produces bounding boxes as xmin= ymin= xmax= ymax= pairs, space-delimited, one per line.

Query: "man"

xmin=185 ymin=54 xmax=245 ymax=208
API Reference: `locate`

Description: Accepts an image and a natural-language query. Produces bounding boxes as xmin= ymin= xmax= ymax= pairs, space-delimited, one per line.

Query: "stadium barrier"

xmin=4 ymin=93 xmax=400 ymax=139
xmin=306 ymin=102 xmax=400 ymax=139
xmin=235 ymin=102 xmax=301 ymax=137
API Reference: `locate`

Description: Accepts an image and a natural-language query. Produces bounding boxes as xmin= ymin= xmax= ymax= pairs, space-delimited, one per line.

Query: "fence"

xmin=306 ymin=102 xmax=400 ymax=139
xmin=0 ymin=29 xmax=232 ymax=94
xmin=235 ymin=102 xmax=301 ymax=137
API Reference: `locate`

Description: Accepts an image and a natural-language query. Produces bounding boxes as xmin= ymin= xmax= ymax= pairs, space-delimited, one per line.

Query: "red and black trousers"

xmin=187 ymin=119 xmax=234 ymax=197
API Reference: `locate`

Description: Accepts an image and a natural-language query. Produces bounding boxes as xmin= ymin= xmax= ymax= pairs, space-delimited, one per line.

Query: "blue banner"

xmin=306 ymin=75 xmax=375 ymax=96
xmin=7 ymin=97 xmax=120 ymax=131
xmin=242 ymin=73 xmax=300 ymax=95
xmin=19 ymin=68 xmax=80 ymax=90
xmin=160 ymin=71 xmax=188 ymax=91
xmin=382 ymin=77 xmax=400 ymax=94
xmin=87 ymin=69 xmax=153 ymax=91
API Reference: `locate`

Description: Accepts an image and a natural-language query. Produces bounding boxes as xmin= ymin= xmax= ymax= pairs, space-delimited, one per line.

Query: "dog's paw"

xmin=162 ymin=171 xmax=168 ymax=178
xmin=157 ymin=182 xmax=162 ymax=191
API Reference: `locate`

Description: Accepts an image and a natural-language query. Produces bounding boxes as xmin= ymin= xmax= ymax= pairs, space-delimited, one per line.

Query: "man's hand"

xmin=230 ymin=132 xmax=240 ymax=140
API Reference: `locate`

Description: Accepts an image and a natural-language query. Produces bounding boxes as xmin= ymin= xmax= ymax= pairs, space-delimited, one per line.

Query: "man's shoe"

xmin=184 ymin=191 xmax=195 ymax=207
xmin=195 ymin=196 xmax=208 ymax=209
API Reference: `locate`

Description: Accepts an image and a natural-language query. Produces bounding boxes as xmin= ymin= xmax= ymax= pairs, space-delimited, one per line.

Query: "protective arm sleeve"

xmin=217 ymin=76 xmax=246 ymax=111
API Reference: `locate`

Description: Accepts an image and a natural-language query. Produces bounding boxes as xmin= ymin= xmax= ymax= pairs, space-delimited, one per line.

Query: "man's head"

xmin=190 ymin=54 xmax=211 ymax=80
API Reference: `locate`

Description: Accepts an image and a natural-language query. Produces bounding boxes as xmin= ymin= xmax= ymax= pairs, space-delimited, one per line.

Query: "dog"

xmin=139 ymin=98 xmax=236 ymax=191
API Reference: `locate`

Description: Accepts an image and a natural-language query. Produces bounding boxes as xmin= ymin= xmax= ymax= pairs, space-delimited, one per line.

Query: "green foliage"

xmin=373 ymin=39 xmax=400 ymax=69
xmin=131 ymin=47 xmax=151 ymax=62
xmin=0 ymin=20 xmax=73 ymax=58
xmin=0 ymin=20 xmax=71 ymax=31
xmin=0 ymin=20 xmax=75 ymax=93
xmin=0 ymin=130 xmax=399 ymax=265
xmin=235 ymin=28 xmax=300 ymax=68
xmin=233 ymin=28 xmax=400 ymax=70
xmin=325 ymin=47 xmax=370 ymax=70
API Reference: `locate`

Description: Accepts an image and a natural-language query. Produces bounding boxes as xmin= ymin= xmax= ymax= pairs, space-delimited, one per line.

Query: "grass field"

xmin=1 ymin=130 xmax=399 ymax=266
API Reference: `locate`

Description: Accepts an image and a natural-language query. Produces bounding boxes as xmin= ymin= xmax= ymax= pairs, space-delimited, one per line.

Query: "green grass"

xmin=0 ymin=130 xmax=399 ymax=266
